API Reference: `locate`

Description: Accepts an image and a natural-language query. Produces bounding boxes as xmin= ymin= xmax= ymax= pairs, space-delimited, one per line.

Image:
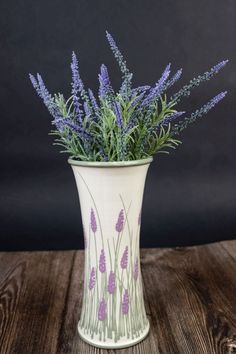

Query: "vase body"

xmin=69 ymin=157 xmax=152 ymax=349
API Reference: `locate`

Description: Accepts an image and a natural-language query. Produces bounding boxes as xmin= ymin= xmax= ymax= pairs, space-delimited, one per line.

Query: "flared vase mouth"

xmin=68 ymin=156 xmax=153 ymax=168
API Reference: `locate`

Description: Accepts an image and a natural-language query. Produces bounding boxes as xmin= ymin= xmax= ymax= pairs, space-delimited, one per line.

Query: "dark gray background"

xmin=0 ymin=0 xmax=235 ymax=250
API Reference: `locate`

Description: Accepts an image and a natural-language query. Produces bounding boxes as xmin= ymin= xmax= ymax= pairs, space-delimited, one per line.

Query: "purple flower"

xmin=29 ymin=73 xmax=64 ymax=132
xmin=61 ymin=118 xmax=91 ymax=140
xmin=171 ymin=60 xmax=229 ymax=103
xmin=29 ymin=74 xmax=53 ymax=114
xmin=99 ymin=249 xmax=106 ymax=273
xmin=165 ymin=69 xmax=182 ymax=90
xmin=173 ymin=91 xmax=227 ymax=134
xmin=152 ymin=62 xmax=171 ymax=93
xmin=99 ymin=146 xmax=108 ymax=161
xmin=202 ymin=91 xmax=228 ymax=111
xmin=106 ymin=31 xmax=133 ymax=98
xmin=114 ymin=101 xmax=123 ymax=128
xmin=89 ymin=267 xmax=96 ymax=290
xmin=211 ymin=60 xmax=229 ymax=74
xmin=131 ymin=86 xmax=150 ymax=95
xmin=122 ymin=289 xmax=129 ymax=315
xmin=36 ymin=74 xmax=53 ymax=109
xmin=90 ymin=208 xmax=97 ymax=233
xmin=119 ymin=74 xmax=133 ymax=99
xmin=115 ymin=209 xmax=124 ymax=233
xmin=71 ymin=52 xmax=84 ymax=123
xmin=142 ymin=64 xmax=170 ymax=107
xmin=98 ymin=64 xmax=113 ymax=98
xmin=107 ymin=271 xmax=116 ymax=294
xmin=133 ymin=258 xmax=139 ymax=281
xmin=98 ymin=298 xmax=107 ymax=321
xmin=106 ymin=31 xmax=129 ymax=77
xmin=142 ymin=63 xmax=171 ymax=106
xmin=160 ymin=111 xmax=185 ymax=126
xmin=88 ymin=88 xmax=99 ymax=111
xmin=120 ymin=246 xmax=128 ymax=269
xmin=129 ymin=92 xmax=145 ymax=111
xmin=83 ymin=101 xmax=91 ymax=117
xmin=29 ymin=73 xmax=42 ymax=97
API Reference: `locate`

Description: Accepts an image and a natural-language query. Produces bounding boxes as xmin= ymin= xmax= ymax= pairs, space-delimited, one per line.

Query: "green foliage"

xmin=50 ymin=92 xmax=182 ymax=161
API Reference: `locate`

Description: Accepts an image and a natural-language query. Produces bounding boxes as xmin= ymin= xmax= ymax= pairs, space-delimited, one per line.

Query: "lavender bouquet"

xmin=29 ymin=32 xmax=228 ymax=162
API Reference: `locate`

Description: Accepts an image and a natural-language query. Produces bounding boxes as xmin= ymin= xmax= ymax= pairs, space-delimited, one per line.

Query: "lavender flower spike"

xmin=204 ymin=91 xmax=228 ymax=110
xmin=115 ymin=209 xmax=124 ymax=232
xmin=83 ymin=101 xmax=91 ymax=117
xmin=120 ymin=246 xmax=128 ymax=269
xmin=211 ymin=60 xmax=229 ymax=74
xmin=98 ymin=64 xmax=113 ymax=98
xmin=129 ymin=92 xmax=146 ymax=111
xmin=29 ymin=74 xmax=66 ymax=133
xmin=33 ymin=74 xmax=55 ymax=115
xmin=90 ymin=208 xmax=97 ymax=233
xmin=98 ymin=298 xmax=107 ymax=321
xmin=71 ymin=51 xmax=83 ymax=123
xmin=131 ymin=85 xmax=151 ymax=95
xmin=122 ymin=289 xmax=129 ymax=315
xmin=161 ymin=111 xmax=185 ymax=126
xmin=29 ymin=73 xmax=40 ymax=94
xmin=88 ymin=88 xmax=98 ymax=111
xmin=99 ymin=249 xmax=106 ymax=273
xmin=173 ymin=91 xmax=227 ymax=134
xmin=89 ymin=267 xmax=96 ymax=290
xmin=171 ymin=60 xmax=229 ymax=103
xmin=142 ymin=63 xmax=171 ymax=106
xmin=165 ymin=68 xmax=182 ymax=90
xmin=114 ymin=101 xmax=123 ymax=128
xmin=106 ymin=31 xmax=133 ymax=98
xmin=107 ymin=271 xmax=116 ymax=294
xmin=62 ymin=118 xmax=91 ymax=140
xmin=106 ymin=31 xmax=130 ymax=77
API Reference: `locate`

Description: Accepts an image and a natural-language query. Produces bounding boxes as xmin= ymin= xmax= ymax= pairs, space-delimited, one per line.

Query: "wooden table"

xmin=0 ymin=240 xmax=236 ymax=354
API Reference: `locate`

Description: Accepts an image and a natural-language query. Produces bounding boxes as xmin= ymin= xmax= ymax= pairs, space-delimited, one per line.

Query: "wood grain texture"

xmin=0 ymin=241 xmax=236 ymax=354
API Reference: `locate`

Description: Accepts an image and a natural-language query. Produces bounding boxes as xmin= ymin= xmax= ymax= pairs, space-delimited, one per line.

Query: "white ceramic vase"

xmin=69 ymin=157 xmax=152 ymax=349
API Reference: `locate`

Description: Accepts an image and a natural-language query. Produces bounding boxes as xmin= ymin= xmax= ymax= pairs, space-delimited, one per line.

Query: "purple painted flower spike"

xmin=90 ymin=208 xmax=97 ymax=233
xmin=120 ymin=246 xmax=128 ymax=269
xmin=89 ymin=267 xmax=96 ymax=290
xmin=98 ymin=298 xmax=107 ymax=321
xmin=122 ymin=289 xmax=129 ymax=315
xmin=133 ymin=258 xmax=139 ymax=281
xmin=107 ymin=271 xmax=116 ymax=294
xmin=99 ymin=249 xmax=106 ymax=273
xmin=116 ymin=209 xmax=124 ymax=233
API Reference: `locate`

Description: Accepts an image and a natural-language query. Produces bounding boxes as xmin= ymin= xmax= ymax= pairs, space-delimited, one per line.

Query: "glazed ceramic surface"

xmin=69 ymin=157 xmax=152 ymax=349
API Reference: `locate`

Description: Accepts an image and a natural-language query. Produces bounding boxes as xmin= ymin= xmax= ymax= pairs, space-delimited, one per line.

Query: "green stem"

xmin=76 ymin=170 xmax=105 ymax=249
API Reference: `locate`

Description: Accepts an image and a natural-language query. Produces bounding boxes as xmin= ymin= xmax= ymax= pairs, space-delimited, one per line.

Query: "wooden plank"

xmin=220 ymin=239 xmax=236 ymax=262
xmin=141 ymin=243 xmax=236 ymax=354
xmin=0 ymin=251 xmax=75 ymax=354
xmin=0 ymin=241 xmax=235 ymax=353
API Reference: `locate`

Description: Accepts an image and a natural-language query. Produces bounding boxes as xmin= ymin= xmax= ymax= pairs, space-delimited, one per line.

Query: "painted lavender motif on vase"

xmin=78 ymin=202 xmax=149 ymax=345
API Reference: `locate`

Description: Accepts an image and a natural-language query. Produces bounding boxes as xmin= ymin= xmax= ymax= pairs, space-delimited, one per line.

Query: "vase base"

xmin=78 ymin=321 xmax=150 ymax=349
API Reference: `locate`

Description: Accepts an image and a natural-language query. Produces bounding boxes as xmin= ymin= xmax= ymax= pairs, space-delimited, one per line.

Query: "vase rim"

xmin=68 ymin=157 xmax=153 ymax=168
